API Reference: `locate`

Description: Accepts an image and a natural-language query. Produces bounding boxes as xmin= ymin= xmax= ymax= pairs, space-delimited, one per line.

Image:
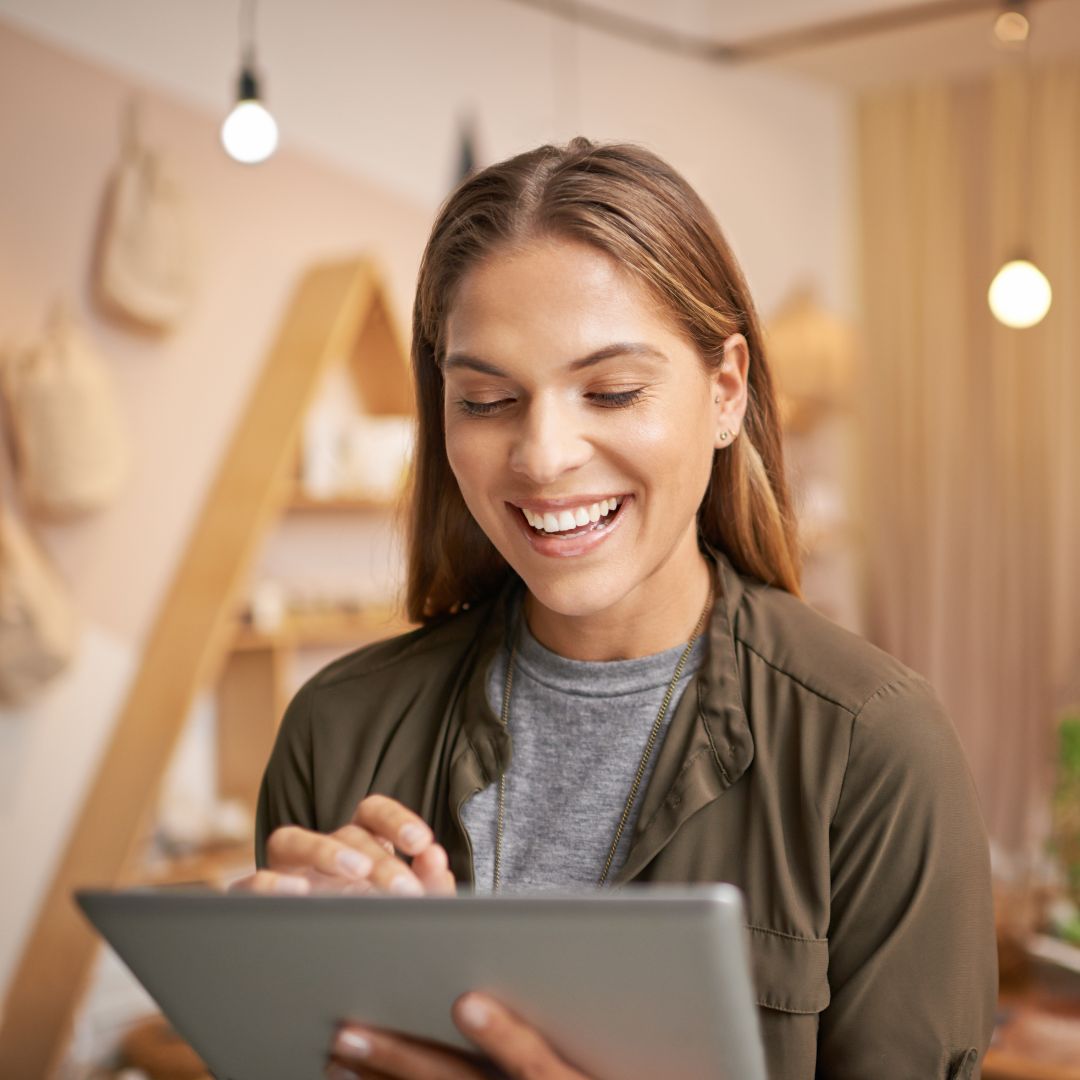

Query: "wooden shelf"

xmin=286 ymin=491 xmax=402 ymax=513
xmin=139 ymin=841 xmax=253 ymax=888
xmin=985 ymin=995 xmax=1080 ymax=1079
xmin=218 ymin=608 xmax=416 ymax=818
xmin=231 ymin=608 xmax=415 ymax=651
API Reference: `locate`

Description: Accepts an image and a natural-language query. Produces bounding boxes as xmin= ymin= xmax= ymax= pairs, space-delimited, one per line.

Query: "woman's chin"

xmin=519 ymin=576 xmax=635 ymax=623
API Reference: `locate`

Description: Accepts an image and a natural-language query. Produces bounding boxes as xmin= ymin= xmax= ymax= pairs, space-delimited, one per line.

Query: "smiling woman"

xmin=241 ymin=137 xmax=997 ymax=1080
xmin=437 ymin=234 xmax=744 ymax=655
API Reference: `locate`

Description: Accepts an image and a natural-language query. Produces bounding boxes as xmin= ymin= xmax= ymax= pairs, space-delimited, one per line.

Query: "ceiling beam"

xmin=502 ymin=0 xmax=1040 ymax=62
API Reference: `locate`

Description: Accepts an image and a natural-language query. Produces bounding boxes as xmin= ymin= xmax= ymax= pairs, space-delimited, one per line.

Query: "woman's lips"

xmin=508 ymin=495 xmax=632 ymax=558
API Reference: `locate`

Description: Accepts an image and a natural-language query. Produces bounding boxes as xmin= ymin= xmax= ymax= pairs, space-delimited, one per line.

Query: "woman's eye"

xmin=456 ymin=398 xmax=511 ymax=416
xmin=453 ymin=387 xmax=647 ymax=418
xmin=590 ymin=388 xmax=647 ymax=408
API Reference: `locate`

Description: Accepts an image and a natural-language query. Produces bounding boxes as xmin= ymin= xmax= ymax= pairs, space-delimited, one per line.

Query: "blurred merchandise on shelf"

xmin=338 ymin=414 xmax=413 ymax=500
xmin=764 ymin=285 xmax=855 ymax=434
xmin=299 ymin=363 xmax=413 ymax=501
xmin=247 ymin=579 xmax=285 ymax=633
xmin=238 ymin=585 xmax=401 ymax=644
xmin=783 ymin=415 xmax=862 ymax=635
xmin=152 ymin=793 xmax=252 ymax=858
xmin=1051 ymin=709 xmax=1080 ymax=922
xmin=763 ymin=288 xmax=862 ymax=635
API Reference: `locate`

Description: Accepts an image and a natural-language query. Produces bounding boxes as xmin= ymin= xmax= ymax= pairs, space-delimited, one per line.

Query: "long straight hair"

xmin=404 ymin=137 xmax=800 ymax=623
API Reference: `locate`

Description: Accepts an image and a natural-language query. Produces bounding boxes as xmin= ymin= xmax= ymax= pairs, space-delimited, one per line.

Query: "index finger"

xmin=353 ymin=794 xmax=434 ymax=857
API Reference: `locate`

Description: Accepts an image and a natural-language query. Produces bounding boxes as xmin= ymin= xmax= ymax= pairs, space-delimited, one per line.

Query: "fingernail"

xmin=399 ymin=823 xmax=427 ymax=848
xmin=389 ymin=874 xmax=424 ymax=896
xmin=326 ymin=1064 xmax=361 ymax=1080
xmin=334 ymin=1028 xmax=372 ymax=1059
xmin=273 ymin=876 xmax=308 ymax=895
xmin=336 ymin=849 xmax=372 ymax=878
xmin=459 ymin=994 xmax=489 ymax=1030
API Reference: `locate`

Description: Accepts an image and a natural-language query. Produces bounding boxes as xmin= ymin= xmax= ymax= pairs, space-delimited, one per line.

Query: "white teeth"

xmin=520 ymin=497 xmax=622 ymax=534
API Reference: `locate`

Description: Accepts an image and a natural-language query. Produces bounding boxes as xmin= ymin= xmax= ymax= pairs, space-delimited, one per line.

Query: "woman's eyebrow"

xmin=442 ymin=342 xmax=669 ymax=376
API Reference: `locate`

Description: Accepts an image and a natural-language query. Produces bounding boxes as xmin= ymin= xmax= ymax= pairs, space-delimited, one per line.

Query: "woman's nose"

xmin=507 ymin=397 xmax=591 ymax=485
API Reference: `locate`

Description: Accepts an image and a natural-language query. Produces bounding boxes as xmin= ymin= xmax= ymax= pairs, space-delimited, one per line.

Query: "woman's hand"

xmin=228 ymin=795 xmax=457 ymax=897
xmin=326 ymin=991 xmax=593 ymax=1079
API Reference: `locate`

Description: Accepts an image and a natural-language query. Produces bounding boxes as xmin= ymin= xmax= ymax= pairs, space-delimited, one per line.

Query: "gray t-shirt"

xmin=460 ymin=591 xmax=707 ymax=893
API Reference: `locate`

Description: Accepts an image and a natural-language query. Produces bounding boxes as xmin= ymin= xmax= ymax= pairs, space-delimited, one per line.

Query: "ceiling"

xmin=553 ymin=0 xmax=950 ymax=43
xmin=0 ymin=0 xmax=1077 ymax=208
xmin=2 ymin=0 xmax=1078 ymax=101
xmin=544 ymin=0 xmax=1080 ymax=88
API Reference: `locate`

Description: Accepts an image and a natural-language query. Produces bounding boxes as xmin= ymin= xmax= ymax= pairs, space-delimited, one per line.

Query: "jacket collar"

xmin=695 ymin=537 xmax=755 ymax=787
xmin=446 ymin=540 xmax=756 ymax=884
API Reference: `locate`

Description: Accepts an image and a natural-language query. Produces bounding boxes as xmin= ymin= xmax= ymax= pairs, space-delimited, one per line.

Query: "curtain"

xmin=855 ymin=62 xmax=1080 ymax=861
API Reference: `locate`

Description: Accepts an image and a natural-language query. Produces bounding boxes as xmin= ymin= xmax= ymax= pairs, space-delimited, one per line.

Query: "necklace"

xmin=492 ymin=589 xmax=713 ymax=893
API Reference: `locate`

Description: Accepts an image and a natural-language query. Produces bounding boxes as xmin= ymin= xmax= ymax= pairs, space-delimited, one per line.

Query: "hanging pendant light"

xmin=988 ymin=255 xmax=1052 ymax=329
xmin=988 ymin=1 xmax=1051 ymax=328
xmin=993 ymin=1 xmax=1030 ymax=47
xmin=221 ymin=0 xmax=278 ymax=165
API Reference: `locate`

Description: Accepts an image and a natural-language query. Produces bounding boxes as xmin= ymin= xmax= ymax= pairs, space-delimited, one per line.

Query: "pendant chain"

xmin=491 ymin=589 xmax=713 ymax=894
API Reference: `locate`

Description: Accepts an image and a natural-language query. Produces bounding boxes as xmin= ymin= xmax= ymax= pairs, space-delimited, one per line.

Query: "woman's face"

xmin=442 ymin=235 xmax=747 ymax=624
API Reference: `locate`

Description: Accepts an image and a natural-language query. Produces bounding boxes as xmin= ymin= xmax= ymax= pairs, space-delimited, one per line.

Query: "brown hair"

xmin=404 ymin=136 xmax=801 ymax=623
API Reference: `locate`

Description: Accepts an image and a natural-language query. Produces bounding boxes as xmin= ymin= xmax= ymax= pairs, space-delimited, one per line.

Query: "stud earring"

xmin=719 ymin=431 xmax=730 ymax=442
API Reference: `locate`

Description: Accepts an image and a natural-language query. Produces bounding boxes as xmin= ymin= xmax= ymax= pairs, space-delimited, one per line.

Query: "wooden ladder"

xmin=0 ymin=256 xmax=413 ymax=1078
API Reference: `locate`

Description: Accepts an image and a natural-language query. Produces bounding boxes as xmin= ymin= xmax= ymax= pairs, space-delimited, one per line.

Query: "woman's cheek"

xmin=445 ymin=422 xmax=499 ymax=510
xmin=624 ymin=409 xmax=716 ymax=506
xmin=444 ymin=419 xmax=479 ymax=480
xmin=616 ymin=410 xmax=679 ymax=457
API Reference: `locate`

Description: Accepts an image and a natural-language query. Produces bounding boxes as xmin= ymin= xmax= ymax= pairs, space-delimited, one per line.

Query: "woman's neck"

xmin=521 ymin=550 xmax=715 ymax=662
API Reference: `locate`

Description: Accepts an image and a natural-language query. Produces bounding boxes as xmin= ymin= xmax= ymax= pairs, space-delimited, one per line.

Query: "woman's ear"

xmin=712 ymin=333 xmax=750 ymax=449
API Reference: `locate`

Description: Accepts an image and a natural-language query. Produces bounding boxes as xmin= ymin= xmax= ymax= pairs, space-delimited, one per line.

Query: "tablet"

xmin=75 ymin=883 xmax=767 ymax=1080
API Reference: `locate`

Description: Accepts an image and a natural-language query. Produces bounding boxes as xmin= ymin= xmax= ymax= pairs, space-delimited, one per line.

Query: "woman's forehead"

xmin=444 ymin=239 xmax=680 ymax=358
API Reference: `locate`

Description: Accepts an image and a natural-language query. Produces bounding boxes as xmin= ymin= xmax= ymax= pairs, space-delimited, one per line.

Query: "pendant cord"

xmin=239 ymin=0 xmax=258 ymax=68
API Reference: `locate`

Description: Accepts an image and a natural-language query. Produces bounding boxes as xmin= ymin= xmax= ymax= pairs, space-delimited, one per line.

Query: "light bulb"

xmin=221 ymin=66 xmax=278 ymax=164
xmin=994 ymin=9 xmax=1030 ymax=45
xmin=221 ymin=100 xmax=278 ymax=163
xmin=988 ymin=259 xmax=1052 ymax=328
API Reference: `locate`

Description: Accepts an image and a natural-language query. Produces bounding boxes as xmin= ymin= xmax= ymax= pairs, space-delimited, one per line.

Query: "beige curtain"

xmin=855 ymin=62 xmax=1080 ymax=861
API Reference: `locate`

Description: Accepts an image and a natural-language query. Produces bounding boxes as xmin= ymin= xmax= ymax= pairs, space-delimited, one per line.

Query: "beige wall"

xmin=0 ymin=0 xmax=855 ymax=320
xmin=0 ymin=7 xmax=855 ymax=1016
xmin=0 ymin=20 xmax=432 ymax=1003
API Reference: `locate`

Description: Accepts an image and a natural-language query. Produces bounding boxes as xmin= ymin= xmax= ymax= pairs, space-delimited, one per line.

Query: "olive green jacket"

xmin=255 ymin=542 xmax=997 ymax=1079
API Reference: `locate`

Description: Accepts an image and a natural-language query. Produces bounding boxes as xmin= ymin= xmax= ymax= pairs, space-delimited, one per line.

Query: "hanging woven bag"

xmin=95 ymin=102 xmax=197 ymax=331
xmin=0 ymin=440 xmax=79 ymax=706
xmin=2 ymin=305 xmax=130 ymax=518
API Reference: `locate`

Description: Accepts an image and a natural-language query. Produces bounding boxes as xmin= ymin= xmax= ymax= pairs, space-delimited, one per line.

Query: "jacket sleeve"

xmin=253 ymin=681 xmax=319 ymax=869
xmin=816 ymin=674 xmax=998 ymax=1079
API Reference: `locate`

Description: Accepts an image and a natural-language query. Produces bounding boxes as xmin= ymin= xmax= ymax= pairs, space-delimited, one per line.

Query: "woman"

xmin=244 ymin=137 xmax=997 ymax=1079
